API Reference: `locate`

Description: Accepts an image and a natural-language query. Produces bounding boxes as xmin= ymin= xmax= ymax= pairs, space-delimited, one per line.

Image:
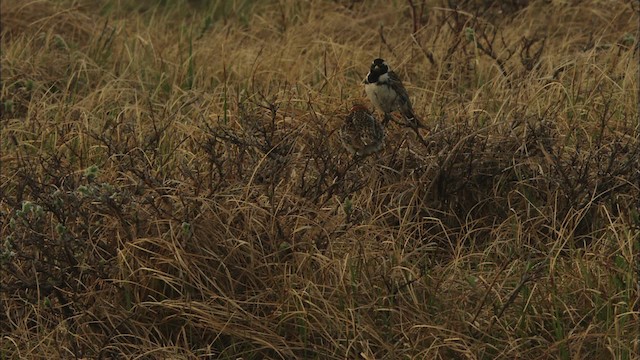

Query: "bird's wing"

xmin=387 ymin=71 xmax=413 ymax=109
xmin=387 ymin=71 xmax=421 ymax=126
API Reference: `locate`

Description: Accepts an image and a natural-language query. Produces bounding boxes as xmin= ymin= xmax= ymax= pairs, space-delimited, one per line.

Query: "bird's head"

xmin=370 ymin=58 xmax=389 ymax=75
xmin=364 ymin=58 xmax=390 ymax=84
xmin=349 ymin=101 xmax=370 ymax=113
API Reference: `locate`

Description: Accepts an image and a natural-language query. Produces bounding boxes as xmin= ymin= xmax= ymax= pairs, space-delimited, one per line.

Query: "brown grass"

xmin=1 ymin=0 xmax=638 ymax=359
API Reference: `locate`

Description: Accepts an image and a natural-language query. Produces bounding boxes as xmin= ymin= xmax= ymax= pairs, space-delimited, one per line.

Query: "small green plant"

xmin=3 ymin=99 xmax=13 ymax=113
xmin=343 ymin=197 xmax=353 ymax=217
xmin=85 ymin=164 xmax=99 ymax=181
xmin=465 ymin=27 xmax=475 ymax=42
xmin=181 ymin=221 xmax=191 ymax=236
xmin=0 ymin=236 xmax=16 ymax=264
xmin=53 ymin=34 xmax=69 ymax=50
xmin=620 ymin=33 xmax=635 ymax=47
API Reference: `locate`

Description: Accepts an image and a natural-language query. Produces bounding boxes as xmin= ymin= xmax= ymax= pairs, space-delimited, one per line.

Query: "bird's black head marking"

xmin=366 ymin=58 xmax=389 ymax=83
xmin=372 ymin=58 xmax=386 ymax=66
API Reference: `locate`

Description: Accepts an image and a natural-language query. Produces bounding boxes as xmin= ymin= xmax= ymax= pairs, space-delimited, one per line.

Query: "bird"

xmin=363 ymin=58 xmax=423 ymax=128
xmin=339 ymin=103 xmax=384 ymax=157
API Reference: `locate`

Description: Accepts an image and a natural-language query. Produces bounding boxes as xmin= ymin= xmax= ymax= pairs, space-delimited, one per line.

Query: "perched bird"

xmin=363 ymin=58 xmax=422 ymax=128
xmin=339 ymin=104 xmax=384 ymax=157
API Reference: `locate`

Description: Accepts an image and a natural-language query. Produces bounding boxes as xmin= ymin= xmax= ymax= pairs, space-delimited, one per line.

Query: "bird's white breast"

xmin=365 ymin=75 xmax=398 ymax=114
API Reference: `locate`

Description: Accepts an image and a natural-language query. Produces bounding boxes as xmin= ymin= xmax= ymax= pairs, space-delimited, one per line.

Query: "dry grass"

xmin=1 ymin=0 xmax=638 ymax=359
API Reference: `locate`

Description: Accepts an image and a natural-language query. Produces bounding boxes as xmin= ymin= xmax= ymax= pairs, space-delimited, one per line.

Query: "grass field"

xmin=1 ymin=0 xmax=639 ymax=358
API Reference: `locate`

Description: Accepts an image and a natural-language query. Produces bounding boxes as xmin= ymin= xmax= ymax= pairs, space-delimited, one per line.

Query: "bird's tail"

xmin=402 ymin=107 xmax=424 ymax=129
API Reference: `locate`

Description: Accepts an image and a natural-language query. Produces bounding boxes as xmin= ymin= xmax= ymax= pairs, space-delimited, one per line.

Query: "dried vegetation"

xmin=1 ymin=0 xmax=638 ymax=358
